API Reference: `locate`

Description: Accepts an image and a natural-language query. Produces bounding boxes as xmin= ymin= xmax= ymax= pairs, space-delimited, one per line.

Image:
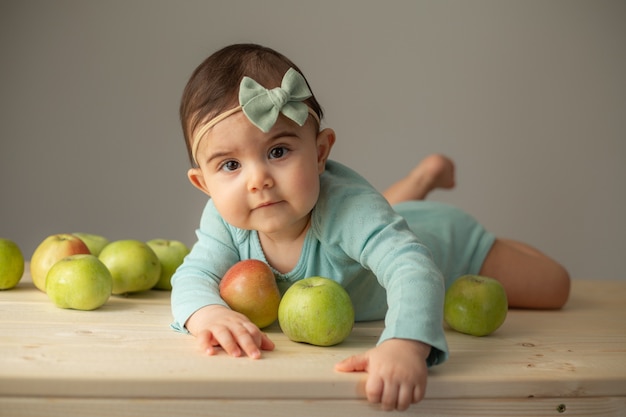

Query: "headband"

xmin=191 ymin=68 xmax=320 ymax=164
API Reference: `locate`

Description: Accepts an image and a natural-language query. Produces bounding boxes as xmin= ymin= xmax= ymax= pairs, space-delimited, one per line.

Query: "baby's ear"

xmin=187 ymin=168 xmax=211 ymax=196
xmin=316 ymin=128 xmax=336 ymax=173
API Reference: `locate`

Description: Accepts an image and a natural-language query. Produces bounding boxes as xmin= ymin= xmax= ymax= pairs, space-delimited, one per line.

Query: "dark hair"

xmin=179 ymin=44 xmax=324 ymax=166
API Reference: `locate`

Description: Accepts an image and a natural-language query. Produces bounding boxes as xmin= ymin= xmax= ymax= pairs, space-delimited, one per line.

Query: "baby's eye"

xmin=269 ymin=146 xmax=288 ymax=159
xmin=220 ymin=160 xmax=240 ymax=172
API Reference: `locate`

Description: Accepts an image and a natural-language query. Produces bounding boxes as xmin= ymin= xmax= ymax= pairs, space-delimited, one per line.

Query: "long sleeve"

xmin=170 ymin=161 xmax=449 ymax=365
xmin=170 ymin=201 xmax=242 ymax=333
xmin=312 ymin=162 xmax=448 ymax=365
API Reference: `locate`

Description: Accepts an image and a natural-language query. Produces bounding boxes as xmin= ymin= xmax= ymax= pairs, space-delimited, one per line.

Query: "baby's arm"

xmin=335 ymin=339 xmax=431 ymax=411
xmin=171 ymin=201 xmax=275 ymax=358
xmin=185 ymin=305 xmax=275 ymax=359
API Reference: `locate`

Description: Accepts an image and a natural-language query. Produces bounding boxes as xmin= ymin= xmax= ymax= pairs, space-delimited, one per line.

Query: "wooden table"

xmin=1 ymin=270 xmax=625 ymax=417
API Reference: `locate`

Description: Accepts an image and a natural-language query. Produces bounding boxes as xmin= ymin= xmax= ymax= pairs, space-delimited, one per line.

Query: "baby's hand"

xmin=335 ymin=339 xmax=431 ymax=411
xmin=185 ymin=305 xmax=275 ymax=359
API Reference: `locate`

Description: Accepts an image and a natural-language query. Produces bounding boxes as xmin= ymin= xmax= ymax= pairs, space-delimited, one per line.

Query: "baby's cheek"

xmin=212 ymin=194 xmax=247 ymax=228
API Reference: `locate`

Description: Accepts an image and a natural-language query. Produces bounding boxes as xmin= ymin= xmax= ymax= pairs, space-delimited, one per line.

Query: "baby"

xmin=171 ymin=43 xmax=570 ymax=411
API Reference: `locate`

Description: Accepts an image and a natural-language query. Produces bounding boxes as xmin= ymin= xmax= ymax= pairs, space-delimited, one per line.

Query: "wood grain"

xmin=2 ymin=397 xmax=626 ymax=417
xmin=1 ymin=269 xmax=625 ymax=416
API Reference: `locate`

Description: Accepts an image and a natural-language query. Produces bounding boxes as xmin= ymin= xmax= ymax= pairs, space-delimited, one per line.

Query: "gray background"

xmin=1 ymin=0 xmax=625 ymax=280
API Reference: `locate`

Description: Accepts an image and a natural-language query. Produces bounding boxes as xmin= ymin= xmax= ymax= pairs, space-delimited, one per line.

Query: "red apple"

xmin=72 ymin=232 xmax=110 ymax=256
xmin=30 ymin=234 xmax=91 ymax=292
xmin=219 ymin=259 xmax=281 ymax=329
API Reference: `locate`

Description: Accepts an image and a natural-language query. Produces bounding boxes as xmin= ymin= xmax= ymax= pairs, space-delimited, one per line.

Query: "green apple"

xmin=278 ymin=276 xmax=354 ymax=346
xmin=146 ymin=239 xmax=190 ymax=291
xmin=98 ymin=239 xmax=161 ymax=295
xmin=46 ymin=254 xmax=112 ymax=310
xmin=0 ymin=238 xmax=25 ymax=290
xmin=444 ymin=275 xmax=508 ymax=337
xmin=219 ymin=259 xmax=281 ymax=329
xmin=30 ymin=234 xmax=91 ymax=292
xmin=72 ymin=232 xmax=110 ymax=256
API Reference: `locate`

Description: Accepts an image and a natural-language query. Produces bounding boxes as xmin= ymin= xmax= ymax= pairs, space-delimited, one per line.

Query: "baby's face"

xmin=191 ymin=111 xmax=331 ymax=240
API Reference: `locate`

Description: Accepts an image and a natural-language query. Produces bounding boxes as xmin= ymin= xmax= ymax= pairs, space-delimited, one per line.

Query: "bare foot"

xmin=383 ymin=154 xmax=456 ymax=204
xmin=414 ymin=154 xmax=456 ymax=191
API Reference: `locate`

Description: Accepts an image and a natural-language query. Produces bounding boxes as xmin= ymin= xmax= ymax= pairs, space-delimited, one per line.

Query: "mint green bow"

xmin=239 ymin=68 xmax=313 ymax=132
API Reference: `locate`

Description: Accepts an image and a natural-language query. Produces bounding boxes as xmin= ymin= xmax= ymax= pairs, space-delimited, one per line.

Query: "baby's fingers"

xmin=365 ymin=375 xmax=384 ymax=406
xmin=403 ymin=384 xmax=424 ymax=410
xmin=226 ymin=322 xmax=274 ymax=359
xmin=335 ymin=353 xmax=369 ymax=372
xmin=194 ymin=317 xmax=274 ymax=359
xmin=211 ymin=325 xmax=245 ymax=357
xmin=236 ymin=323 xmax=275 ymax=358
xmin=368 ymin=378 xmax=415 ymax=411
xmin=259 ymin=331 xmax=276 ymax=352
xmin=196 ymin=329 xmax=220 ymax=355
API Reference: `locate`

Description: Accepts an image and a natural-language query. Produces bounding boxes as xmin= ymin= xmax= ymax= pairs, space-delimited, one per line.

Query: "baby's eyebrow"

xmin=268 ymin=130 xmax=301 ymax=140
xmin=204 ymin=149 xmax=233 ymax=165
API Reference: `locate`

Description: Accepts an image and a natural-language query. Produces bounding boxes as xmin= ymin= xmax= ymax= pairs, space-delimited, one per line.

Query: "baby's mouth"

xmin=255 ymin=200 xmax=280 ymax=209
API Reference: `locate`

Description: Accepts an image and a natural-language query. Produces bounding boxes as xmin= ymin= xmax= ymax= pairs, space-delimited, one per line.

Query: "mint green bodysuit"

xmin=171 ymin=161 xmax=495 ymax=366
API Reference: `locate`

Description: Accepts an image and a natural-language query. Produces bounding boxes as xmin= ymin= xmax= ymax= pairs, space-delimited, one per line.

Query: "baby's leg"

xmin=480 ymin=239 xmax=570 ymax=309
xmin=383 ymin=154 xmax=456 ymax=205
